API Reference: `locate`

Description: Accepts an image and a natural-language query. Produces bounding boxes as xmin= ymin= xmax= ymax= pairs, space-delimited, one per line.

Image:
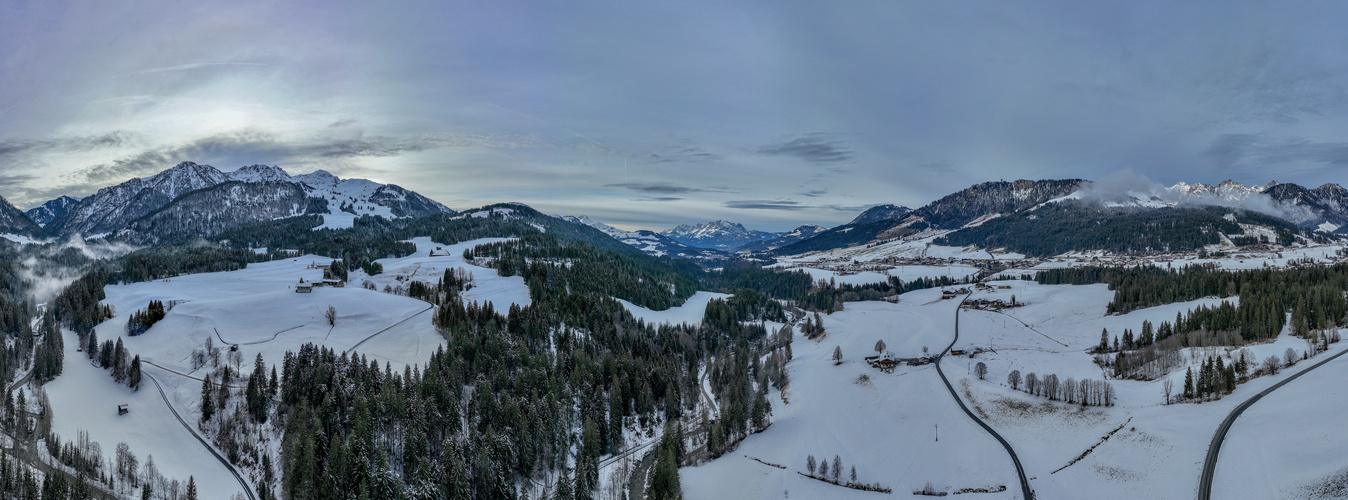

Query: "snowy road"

xmin=144 ymin=370 xmax=257 ymax=500
xmin=938 ymin=293 xmax=1033 ymax=500
xmin=1197 ymin=345 xmax=1348 ymax=500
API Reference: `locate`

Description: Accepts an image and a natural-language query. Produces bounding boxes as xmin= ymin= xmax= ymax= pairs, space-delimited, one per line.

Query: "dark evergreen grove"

xmin=125 ymin=300 xmax=166 ymax=336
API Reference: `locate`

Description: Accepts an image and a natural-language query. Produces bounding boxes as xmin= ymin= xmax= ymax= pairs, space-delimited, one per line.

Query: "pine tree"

xmin=1183 ymin=368 xmax=1194 ymax=400
xmin=201 ymin=376 xmax=214 ymax=422
xmin=86 ymin=329 xmax=98 ymax=361
xmin=186 ymin=476 xmax=198 ymax=500
xmin=128 ymin=355 xmax=142 ymax=391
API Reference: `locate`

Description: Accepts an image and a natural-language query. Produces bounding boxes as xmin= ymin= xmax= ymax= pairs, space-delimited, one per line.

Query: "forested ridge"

xmin=938 ymin=201 xmax=1313 ymax=257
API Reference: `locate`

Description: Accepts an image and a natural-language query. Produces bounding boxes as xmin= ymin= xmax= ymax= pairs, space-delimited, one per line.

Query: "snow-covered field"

xmin=617 ymin=291 xmax=729 ymax=326
xmin=1214 ymin=353 xmax=1348 ymax=499
xmin=684 ymin=279 xmax=1348 ymax=499
xmin=682 ymin=290 xmax=1018 ymax=499
xmin=46 ymin=328 xmax=246 ymax=498
xmin=349 ymin=237 xmax=532 ymax=310
xmin=41 ymin=237 xmax=535 ymax=500
xmin=770 ymin=264 xmax=980 ymax=286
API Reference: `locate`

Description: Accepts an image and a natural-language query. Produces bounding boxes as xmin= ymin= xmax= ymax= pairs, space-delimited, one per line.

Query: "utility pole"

xmin=935 ymin=423 xmax=939 ymax=442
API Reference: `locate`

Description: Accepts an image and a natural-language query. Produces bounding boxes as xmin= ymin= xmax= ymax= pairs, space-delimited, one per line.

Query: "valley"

xmin=2 ymin=167 xmax=1348 ymax=499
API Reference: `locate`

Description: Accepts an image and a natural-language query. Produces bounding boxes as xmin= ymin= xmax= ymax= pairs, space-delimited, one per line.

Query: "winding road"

xmin=143 ymin=370 xmax=257 ymax=500
xmin=1197 ymin=345 xmax=1348 ymax=500
xmin=935 ymin=293 xmax=1033 ymax=500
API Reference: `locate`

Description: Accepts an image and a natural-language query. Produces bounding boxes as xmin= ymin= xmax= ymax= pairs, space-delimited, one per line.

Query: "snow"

xmin=350 ymin=237 xmax=532 ymax=310
xmin=616 ymin=291 xmax=729 ymax=326
xmin=39 ymin=237 xmax=538 ymax=498
xmin=45 ymin=328 xmax=246 ymax=499
xmin=682 ymin=292 xmax=1017 ymax=498
xmin=0 ymin=233 xmax=36 ymax=244
xmin=685 ymin=279 xmax=1348 ymax=499
xmin=1214 ymin=353 xmax=1348 ymax=499
xmin=776 ymin=265 xmax=980 ymax=285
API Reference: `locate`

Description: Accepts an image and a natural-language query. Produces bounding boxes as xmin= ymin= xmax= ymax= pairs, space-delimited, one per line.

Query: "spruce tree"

xmin=201 ymin=376 xmax=214 ymax=422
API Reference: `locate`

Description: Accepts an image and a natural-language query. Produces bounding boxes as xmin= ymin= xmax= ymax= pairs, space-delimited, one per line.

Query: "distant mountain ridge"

xmin=773 ymin=179 xmax=1085 ymax=255
xmin=24 ymin=196 xmax=80 ymax=227
xmin=557 ymin=215 xmax=726 ymax=260
xmin=0 ymin=195 xmax=44 ymax=237
xmin=36 ymin=161 xmax=453 ymax=240
xmin=848 ymin=204 xmax=912 ymax=225
xmin=732 ymin=224 xmax=826 ymax=253
xmin=659 ymin=220 xmax=780 ymax=250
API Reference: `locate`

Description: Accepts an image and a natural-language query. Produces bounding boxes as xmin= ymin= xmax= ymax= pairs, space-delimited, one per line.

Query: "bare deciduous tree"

xmin=974 ymin=362 xmax=988 ymax=380
xmin=325 ymin=305 xmax=337 ymax=326
xmin=874 ymin=340 xmax=886 ymax=354
xmin=833 ymin=346 xmax=843 ymax=365
xmin=1162 ymin=378 xmax=1174 ymax=405
xmin=1008 ymin=369 xmax=1021 ymax=390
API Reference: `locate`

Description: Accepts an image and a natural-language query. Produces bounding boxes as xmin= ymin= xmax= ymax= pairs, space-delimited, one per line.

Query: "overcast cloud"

xmin=4 ymin=1 xmax=1348 ymax=231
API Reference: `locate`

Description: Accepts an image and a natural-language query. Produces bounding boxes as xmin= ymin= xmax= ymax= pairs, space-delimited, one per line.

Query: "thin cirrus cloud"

xmin=758 ymin=135 xmax=852 ymax=164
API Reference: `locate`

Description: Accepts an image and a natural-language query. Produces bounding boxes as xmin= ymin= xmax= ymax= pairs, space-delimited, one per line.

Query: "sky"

xmin=4 ymin=1 xmax=1348 ymax=232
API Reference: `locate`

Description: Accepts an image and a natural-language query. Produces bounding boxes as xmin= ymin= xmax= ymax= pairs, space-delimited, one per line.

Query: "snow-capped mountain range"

xmin=659 ymin=220 xmax=781 ymax=251
xmin=556 ymin=215 xmax=725 ymax=260
xmin=35 ymin=161 xmax=453 ymax=240
xmin=1072 ymin=179 xmax=1347 ymax=232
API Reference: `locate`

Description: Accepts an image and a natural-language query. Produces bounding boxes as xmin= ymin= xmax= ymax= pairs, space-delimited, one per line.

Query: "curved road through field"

xmin=935 ymin=293 xmax=1033 ymax=500
xmin=1197 ymin=346 xmax=1348 ymax=500
xmin=144 ymin=371 xmax=257 ymax=500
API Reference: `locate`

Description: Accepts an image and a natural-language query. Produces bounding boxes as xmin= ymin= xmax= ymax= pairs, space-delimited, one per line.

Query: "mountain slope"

xmin=733 ymin=224 xmax=826 ymax=253
xmin=935 ymin=200 xmax=1315 ymax=257
xmin=0 ymin=195 xmax=44 ymax=237
xmin=24 ymin=195 xmax=80 ymax=227
xmin=295 ymin=170 xmax=454 ymax=219
xmin=118 ymin=181 xmax=317 ymax=244
xmin=659 ymin=220 xmax=780 ymax=250
xmin=46 ymin=162 xmax=454 ymax=238
xmin=774 ymin=179 xmax=1085 ymax=255
xmin=848 ymin=204 xmax=912 ymax=225
xmin=47 ymin=161 xmax=229 ymax=237
xmin=558 ymin=215 xmax=726 ymax=260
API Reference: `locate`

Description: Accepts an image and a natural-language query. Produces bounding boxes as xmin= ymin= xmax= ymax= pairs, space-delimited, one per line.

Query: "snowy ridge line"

xmin=1198 ymin=345 xmax=1348 ymax=500
xmin=143 ymin=370 xmax=257 ymax=500
xmin=938 ymin=292 xmax=1034 ymax=500
xmin=342 ymin=304 xmax=434 ymax=356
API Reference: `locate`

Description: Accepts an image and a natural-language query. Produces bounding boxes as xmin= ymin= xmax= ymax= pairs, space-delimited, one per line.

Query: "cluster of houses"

xmin=864 ymin=346 xmax=991 ymax=374
xmin=940 ymin=287 xmax=971 ymax=300
xmin=295 ymin=277 xmax=345 ymax=293
xmin=962 ymin=298 xmax=1022 ymax=311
